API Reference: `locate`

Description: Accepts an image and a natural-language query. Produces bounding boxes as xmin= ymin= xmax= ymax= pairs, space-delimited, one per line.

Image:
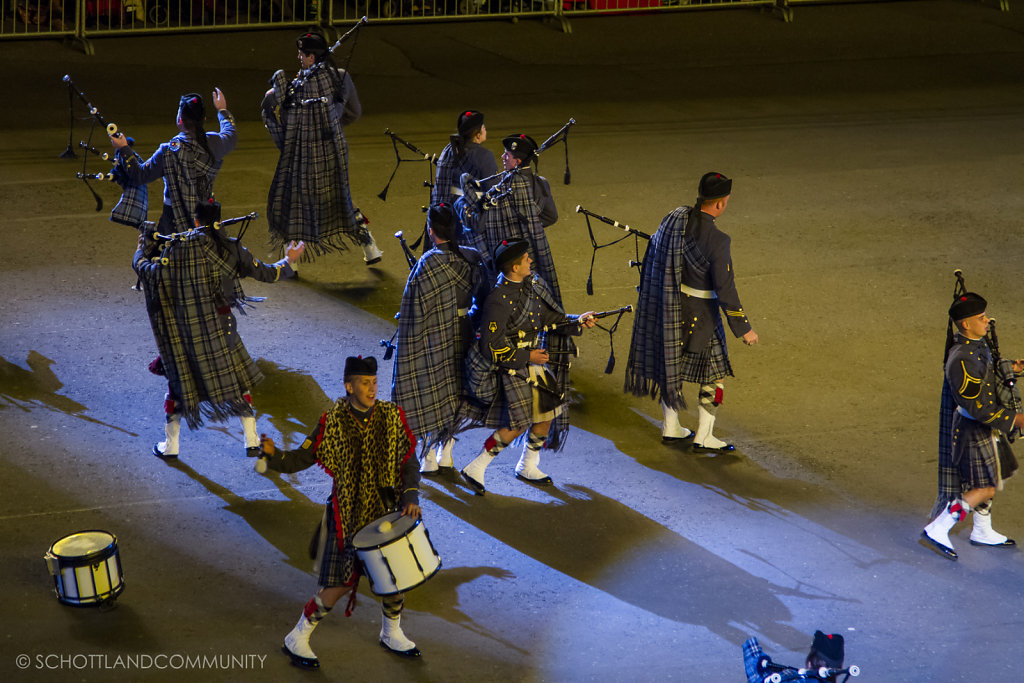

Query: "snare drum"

xmin=353 ymin=511 xmax=441 ymax=596
xmin=44 ymin=530 xmax=125 ymax=607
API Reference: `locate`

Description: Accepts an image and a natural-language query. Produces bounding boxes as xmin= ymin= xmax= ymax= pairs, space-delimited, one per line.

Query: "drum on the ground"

xmin=353 ymin=511 xmax=441 ymax=596
xmin=44 ymin=530 xmax=124 ymax=607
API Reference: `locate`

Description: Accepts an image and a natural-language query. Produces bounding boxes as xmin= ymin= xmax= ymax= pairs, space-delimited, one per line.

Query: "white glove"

xmin=254 ymin=457 xmax=268 ymax=474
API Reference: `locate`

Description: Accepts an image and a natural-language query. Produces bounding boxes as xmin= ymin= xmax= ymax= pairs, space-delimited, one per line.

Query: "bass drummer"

xmin=254 ymin=355 xmax=422 ymax=669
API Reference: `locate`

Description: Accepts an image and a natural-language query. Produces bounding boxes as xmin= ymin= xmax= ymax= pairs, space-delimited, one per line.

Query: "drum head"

xmin=352 ymin=511 xmax=417 ymax=549
xmin=50 ymin=530 xmax=116 ymax=562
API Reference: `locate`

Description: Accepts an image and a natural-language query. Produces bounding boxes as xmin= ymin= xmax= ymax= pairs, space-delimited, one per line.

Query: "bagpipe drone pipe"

xmin=754 ymin=652 xmax=860 ymax=683
xmin=61 ymin=75 xmax=135 ymax=213
xmin=376 ymin=129 xmax=438 ymax=254
xmin=377 ymin=230 xmax=419 ymax=360
xmin=574 ymin=204 xmax=651 ymax=296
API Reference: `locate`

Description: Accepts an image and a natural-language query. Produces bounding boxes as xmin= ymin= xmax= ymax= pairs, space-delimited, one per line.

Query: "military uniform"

xmin=458 ymin=256 xmax=586 ymax=494
xmin=463 ymin=273 xmax=583 ymax=431
xmin=945 ymin=334 xmax=1018 ymax=489
xmin=922 ymin=292 xmax=1018 ymax=560
xmin=625 ymin=172 xmax=754 ymax=450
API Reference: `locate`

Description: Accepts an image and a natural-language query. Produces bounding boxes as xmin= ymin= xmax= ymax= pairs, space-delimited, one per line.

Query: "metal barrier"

xmin=0 ymin=0 xmax=1010 ymax=49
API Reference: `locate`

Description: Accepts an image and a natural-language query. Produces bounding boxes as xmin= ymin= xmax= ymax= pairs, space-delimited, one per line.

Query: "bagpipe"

xmin=755 ymin=653 xmax=860 ymax=682
xmin=535 ymin=116 xmax=575 ymax=186
xmin=517 ymin=305 xmax=634 ymax=375
xmin=395 ymin=230 xmax=418 ymax=270
xmin=329 ymin=15 xmax=368 ymax=55
xmin=378 ymin=128 xmax=437 ymax=203
xmin=949 ymin=269 xmax=1022 ymax=438
xmin=379 ymin=311 xmax=402 ymax=361
xmin=377 ymin=129 xmax=438 ymax=253
xmin=574 ymin=205 xmax=650 ymax=296
xmin=455 ymin=117 xmax=575 ymax=234
xmin=61 ymin=75 xmax=132 ymax=212
xmin=377 ymin=231 xmax=418 ymax=360
xmin=146 ymin=212 xmax=262 ymax=259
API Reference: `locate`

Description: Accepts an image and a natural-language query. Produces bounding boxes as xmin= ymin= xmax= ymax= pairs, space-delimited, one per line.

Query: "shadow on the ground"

xmin=421 ymin=476 xmax=854 ymax=647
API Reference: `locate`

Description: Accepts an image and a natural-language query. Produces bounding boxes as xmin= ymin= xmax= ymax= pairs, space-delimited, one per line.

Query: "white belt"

xmin=680 ymin=283 xmax=716 ymax=299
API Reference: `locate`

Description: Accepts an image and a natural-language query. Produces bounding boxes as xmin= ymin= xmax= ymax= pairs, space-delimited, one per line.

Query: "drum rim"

xmin=351 ymin=512 xmax=421 ymax=550
xmin=48 ymin=529 xmax=118 ymax=565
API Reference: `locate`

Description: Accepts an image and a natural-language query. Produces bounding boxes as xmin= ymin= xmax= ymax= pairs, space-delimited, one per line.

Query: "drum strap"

xmin=343 ymin=575 xmax=360 ymax=617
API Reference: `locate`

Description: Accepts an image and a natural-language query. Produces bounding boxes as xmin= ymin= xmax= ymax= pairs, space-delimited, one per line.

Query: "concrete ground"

xmin=3 ymin=1 xmax=1024 ymax=680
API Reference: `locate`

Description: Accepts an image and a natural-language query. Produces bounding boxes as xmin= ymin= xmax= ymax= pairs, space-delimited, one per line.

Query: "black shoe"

xmin=662 ymin=432 xmax=694 ymax=443
xmin=515 ymin=472 xmax=554 ymax=486
xmin=281 ymin=645 xmax=320 ymax=670
xmin=379 ymin=639 xmax=421 ymax=657
xmin=364 ymin=256 xmax=382 ymax=266
xmin=692 ymin=442 xmax=735 ymax=453
xmin=420 ymin=467 xmax=441 ymax=477
xmin=152 ymin=443 xmax=178 ymax=459
xmin=460 ymin=469 xmax=486 ymax=496
xmin=246 ymin=446 xmax=261 ymax=458
xmin=920 ymin=531 xmax=958 ymax=560
xmin=437 ymin=465 xmax=456 ymax=474
xmin=969 ymin=537 xmax=1017 ymax=547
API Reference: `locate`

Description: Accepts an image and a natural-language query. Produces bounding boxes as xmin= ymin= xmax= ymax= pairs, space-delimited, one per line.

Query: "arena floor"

xmin=3 ymin=2 xmax=1024 ymax=680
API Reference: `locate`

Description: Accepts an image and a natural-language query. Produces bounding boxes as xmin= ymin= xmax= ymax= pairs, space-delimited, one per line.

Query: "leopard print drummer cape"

xmin=317 ymin=399 xmax=416 ymax=584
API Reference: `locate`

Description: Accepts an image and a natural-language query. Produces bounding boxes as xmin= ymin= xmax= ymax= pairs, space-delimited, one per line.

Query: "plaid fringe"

xmin=391 ymin=245 xmax=482 ymax=448
xmin=624 ymin=207 xmax=692 ymax=411
xmin=264 ymin=64 xmax=366 ymax=257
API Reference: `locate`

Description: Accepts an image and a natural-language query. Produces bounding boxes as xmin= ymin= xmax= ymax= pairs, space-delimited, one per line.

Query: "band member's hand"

xmin=110 ymin=132 xmax=129 ymax=149
xmin=285 ymin=240 xmax=306 ymax=263
xmin=1014 ymin=413 xmax=1024 ymax=430
xmin=742 ymin=330 xmax=759 ymax=346
xmin=1013 ymin=359 xmax=1024 ymax=374
xmin=212 ymin=87 xmax=227 ymax=111
xmin=401 ymin=502 xmax=421 ymax=520
xmin=579 ymin=311 xmax=597 ymax=328
xmin=529 ymin=349 xmax=549 ymax=365
xmin=259 ymin=433 xmax=275 ymax=456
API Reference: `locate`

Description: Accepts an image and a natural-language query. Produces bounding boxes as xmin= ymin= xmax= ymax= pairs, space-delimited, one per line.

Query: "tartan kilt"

xmin=461 ymin=344 xmax=534 ymax=431
xmin=677 ymin=315 xmax=734 ymax=384
xmin=952 ymin=412 xmax=1018 ymax=489
xmin=316 ymin=500 xmax=359 ymax=588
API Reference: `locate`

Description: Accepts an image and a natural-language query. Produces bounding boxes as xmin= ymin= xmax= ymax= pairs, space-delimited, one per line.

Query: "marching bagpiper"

xmin=262 ymin=31 xmax=383 ymax=269
xmin=458 ymin=239 xmax=596 ymax=494
xmin=922 ymin=291 xmax=1022 ymax=560
xmin=624 ymin=172 xmax=758 ymax=451
xmin=390 ymin=204 xmax=488 ymax=474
